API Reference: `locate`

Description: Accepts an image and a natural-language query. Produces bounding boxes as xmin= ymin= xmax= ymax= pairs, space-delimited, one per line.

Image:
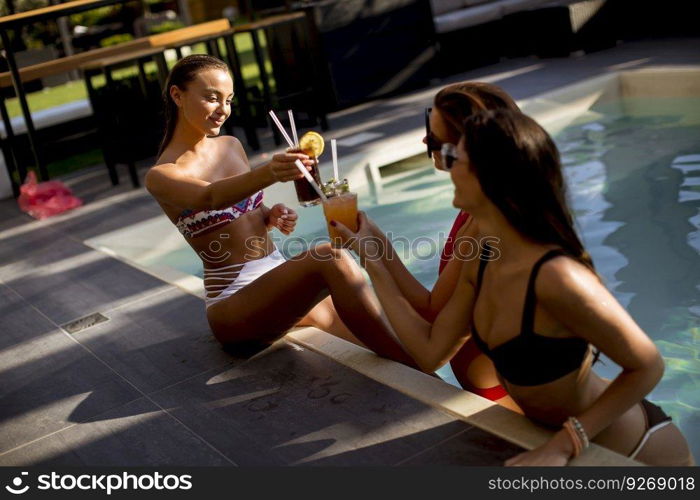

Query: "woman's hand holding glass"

xmin=266 ymin=152 xmax=313 ymax=182
xmin=330 ymin=211 xmax=386 ymax=266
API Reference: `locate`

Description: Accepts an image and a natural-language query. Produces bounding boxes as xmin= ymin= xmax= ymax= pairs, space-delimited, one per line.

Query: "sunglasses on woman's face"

xmin=440 ymin=143 xmax=458 ymax=171
xmin=425 ymin=107 xmax=442 ymax=158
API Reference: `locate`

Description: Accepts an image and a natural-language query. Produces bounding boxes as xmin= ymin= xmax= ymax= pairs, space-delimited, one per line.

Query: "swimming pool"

xmin=155 ymin=95 xmax=700 ymax=457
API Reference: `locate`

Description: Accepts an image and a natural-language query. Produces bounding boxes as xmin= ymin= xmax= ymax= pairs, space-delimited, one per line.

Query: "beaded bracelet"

xmin=563 ymin=420 xmax=582 ymax=457
xmin=569 ymin=416 xmax=590 ymax=449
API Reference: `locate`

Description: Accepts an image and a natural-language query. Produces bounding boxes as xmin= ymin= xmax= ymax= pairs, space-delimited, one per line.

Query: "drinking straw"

xmin=268 ymin=110 xmax=327 ymax=201
xmin=331 ymin=139 xmax=339 ymax=181
xmin=288 ymin=110 xmax=299 ymax=146
xmin=268 ymin=110 xmax=295 ymax=148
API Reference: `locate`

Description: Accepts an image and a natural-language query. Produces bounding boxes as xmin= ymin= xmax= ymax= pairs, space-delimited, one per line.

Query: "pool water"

xmin=151 ymin=97 xmax=700 ymax=459
xmin=557 ymin=97 xmax=700 ymax=459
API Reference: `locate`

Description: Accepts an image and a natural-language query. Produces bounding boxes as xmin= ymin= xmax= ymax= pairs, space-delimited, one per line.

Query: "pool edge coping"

xmin=285 ymin=327 xmax=640 ymax=466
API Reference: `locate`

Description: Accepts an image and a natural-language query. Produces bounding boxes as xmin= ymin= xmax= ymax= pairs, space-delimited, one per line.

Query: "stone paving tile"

xmin=0 ymin=199 xmax=32 ymax=233
xmin=70 ymin=287 xmax=236 ymax=394
xmin=149 ymin=342 xmax=473 ymax=466
xmin=0 ymin=398 xmax=232 ymax=466
xmin=0 ymin=284 xmax=142 ymax=454
xmin=59 ymin=164 xmax=144 ymax=206
xmin=0 ymin=221 xmax=63 ymax=269
xmin=50 ymin=192 xmax=162 ymax=241
xmin=0 ymin=233 xmax=170 ymax=326
xmin=397 ymin=426 xmax=524 ymax=466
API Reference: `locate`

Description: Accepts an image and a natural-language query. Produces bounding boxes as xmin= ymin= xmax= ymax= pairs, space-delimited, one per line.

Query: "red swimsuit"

xmin=439 ymin=211 xmax=508 ymax=401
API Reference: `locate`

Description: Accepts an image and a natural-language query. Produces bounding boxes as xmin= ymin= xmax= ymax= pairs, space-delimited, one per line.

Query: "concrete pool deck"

xmin=1 ymin=37 xmax=698 ymax=466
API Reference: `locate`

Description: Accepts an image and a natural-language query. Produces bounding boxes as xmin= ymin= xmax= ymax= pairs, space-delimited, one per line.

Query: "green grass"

xmin=4 ymin=81 xmax=88 ymax=117
xmin=4 ymin=33 xmax=274 ymax=118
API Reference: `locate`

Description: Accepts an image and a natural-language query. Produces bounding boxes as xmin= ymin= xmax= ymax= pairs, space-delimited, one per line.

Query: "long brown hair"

xmin=434 ymin=82 xmax=520 ymax=143
xmin=158 ymin=54 xmax=230 ymax=157
xmin=461 ymin=109 xmax=595 ymax=271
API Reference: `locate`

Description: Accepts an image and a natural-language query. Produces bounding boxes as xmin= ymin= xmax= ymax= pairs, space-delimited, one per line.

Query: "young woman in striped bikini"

xmin=145 ymin=54 xmax=417 ymax=365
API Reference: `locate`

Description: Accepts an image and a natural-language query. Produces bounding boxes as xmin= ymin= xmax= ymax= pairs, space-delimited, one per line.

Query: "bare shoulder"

xmin=145 ymin=162 xmax=177 ymax=191
xmin=536 ymin=254 xmax=603 ymax=307
xmin=535 ymin=251 xmax=656 ymax=357
xmin=456 ymin=215 xmax=478 ymax=239
xmin=218 ymin=135 xmax=245 ymax=155
xmin=146 ymin=161 xmax=177 ymax=178
xmin=216 ymin=135 xmax=249 ymax=169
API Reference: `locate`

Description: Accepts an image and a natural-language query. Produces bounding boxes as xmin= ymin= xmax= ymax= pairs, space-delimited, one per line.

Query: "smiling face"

xmin=170 ymin=68 xmax=234 ymax=136
xmin=449 ymin=137 xmax=488 ymax=212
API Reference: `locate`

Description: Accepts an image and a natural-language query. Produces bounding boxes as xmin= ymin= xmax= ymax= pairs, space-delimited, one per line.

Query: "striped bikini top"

xmin=175 ymin=190 xmax=263 ymax=238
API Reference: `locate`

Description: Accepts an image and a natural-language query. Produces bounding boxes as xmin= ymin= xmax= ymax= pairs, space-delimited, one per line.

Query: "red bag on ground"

xmin=17 ymin=171 xmax=83 ymax=219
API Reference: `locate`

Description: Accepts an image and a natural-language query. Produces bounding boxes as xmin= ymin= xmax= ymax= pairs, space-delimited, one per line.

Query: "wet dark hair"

xmin=158 ymin=54 xmax=230 ymax=157
xmin=461 ymin=109 xmax=595 ymax=272
xmin=434 ymin=82 xmax=520 ymax=143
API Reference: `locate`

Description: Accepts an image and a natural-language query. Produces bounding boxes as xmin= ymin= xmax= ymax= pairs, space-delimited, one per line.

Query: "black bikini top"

xmin=471 ymin=247 xmax=589 ymax=386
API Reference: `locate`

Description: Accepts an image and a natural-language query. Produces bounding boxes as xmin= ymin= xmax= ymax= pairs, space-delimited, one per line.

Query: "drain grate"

xmin=61 ymin=312 xmax=109 ymax=334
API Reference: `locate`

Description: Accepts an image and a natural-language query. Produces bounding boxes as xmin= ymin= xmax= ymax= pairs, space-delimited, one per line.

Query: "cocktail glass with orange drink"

xmin=322 ymin=179 xmax=358 ymax=247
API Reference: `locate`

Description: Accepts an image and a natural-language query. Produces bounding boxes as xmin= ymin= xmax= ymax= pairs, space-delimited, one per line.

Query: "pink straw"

xmin=268 ymin=110 xmax=295 ymax=148
xmin=288 ymin=110 xmax=299 ymax=146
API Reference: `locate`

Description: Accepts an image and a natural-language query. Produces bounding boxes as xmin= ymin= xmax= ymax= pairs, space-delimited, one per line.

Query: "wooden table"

xmin=0 ymin=0 xmax=133 ymax=195
xmin=0 ymin=7 xmax=324 ymax=195
xmin=0 ymin=10 xmax=231 ymax=195
xmin=81 ymin=47 xmax=169 ymax=92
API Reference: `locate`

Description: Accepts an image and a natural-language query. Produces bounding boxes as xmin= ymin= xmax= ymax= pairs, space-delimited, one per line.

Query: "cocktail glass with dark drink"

xmin=294 ymin=131 xmax=325 ymax=207
xmin=294 ymin=157 xmax=323 ymax=207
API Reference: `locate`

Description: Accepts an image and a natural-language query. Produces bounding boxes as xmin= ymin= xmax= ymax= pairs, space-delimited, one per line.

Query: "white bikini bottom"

xmin=203 ymin=249 xmax=286 ymax=308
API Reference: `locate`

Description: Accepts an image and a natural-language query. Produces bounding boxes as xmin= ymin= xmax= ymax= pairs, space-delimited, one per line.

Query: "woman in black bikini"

xmin=361 ymin=82 xmax=521 ymax=412
xmin=333 ymin=109 xmax=693 ymax=465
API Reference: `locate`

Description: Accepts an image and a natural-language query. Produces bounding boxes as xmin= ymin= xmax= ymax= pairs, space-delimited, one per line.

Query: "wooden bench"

xmin=0 ymin=38 xmax=149 ymax=89
xmin=147 ymin=18 xmax=230 ymax=47
xmin=0 ymin=18 xmax=231 ymax=88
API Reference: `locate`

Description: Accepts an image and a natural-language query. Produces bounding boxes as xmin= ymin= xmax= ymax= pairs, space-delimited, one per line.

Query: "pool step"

xmin=367 ymin=164 xmax=450 ymax=205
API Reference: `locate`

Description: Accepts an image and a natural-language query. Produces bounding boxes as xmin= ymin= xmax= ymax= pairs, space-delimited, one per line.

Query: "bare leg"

xmin=206 ymin=244 xmax=419 ymax=368
xmin=297 ymin=296 xmax=368 ymax=347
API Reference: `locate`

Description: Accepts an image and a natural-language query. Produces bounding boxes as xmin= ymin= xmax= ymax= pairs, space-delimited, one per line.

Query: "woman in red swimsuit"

xmin=362 ymin=82 xmax=522 ymax=411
